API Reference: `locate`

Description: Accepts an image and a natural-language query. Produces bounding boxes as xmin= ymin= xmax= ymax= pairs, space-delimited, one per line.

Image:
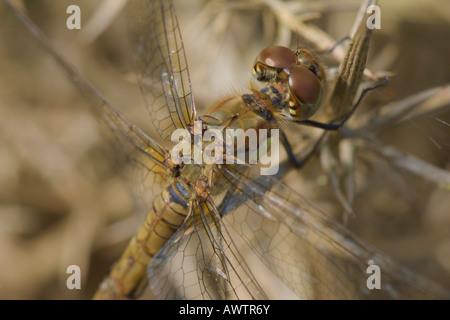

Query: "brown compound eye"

xmin=256 ymin=46 xmax=297 ymax=69
xmin=295 ymin=48 xmax=325 ymax=81
xmin=253 ymin=46 xmax=296 ymax=81
xmin=287 ymin=66 xmax=323 ymax=120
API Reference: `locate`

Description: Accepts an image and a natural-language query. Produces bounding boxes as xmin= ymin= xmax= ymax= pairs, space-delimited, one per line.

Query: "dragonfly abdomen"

xmin=94 ymin=180 xmax=192 ymax=299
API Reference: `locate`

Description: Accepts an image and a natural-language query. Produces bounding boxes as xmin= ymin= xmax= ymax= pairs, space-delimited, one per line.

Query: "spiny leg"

xmin=280 ymin=129 xmax=327 ymax=169
xmin=318 ymin=36 xmax=351 ymax=54
xmin=282 ymin=76 xmax=388 ymax=168
xmin=295 ymin=76 xmax=388 ymax=130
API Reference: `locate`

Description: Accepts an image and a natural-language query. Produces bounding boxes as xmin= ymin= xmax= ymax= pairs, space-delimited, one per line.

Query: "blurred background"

xmin=0 ymin=0 xmax=449 ymax=299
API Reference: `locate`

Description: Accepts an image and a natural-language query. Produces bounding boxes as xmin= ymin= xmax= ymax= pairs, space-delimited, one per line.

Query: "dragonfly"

xmin=5 ymin=0 xmax=450 ymax=299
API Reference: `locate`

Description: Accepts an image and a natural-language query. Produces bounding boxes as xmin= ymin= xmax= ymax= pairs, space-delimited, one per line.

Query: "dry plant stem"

xmin=265 ymin=0 xmax=344 ymax=60
xmin=265 ymin=0 xmax=377 ymax=80
xmin=313 ymin=0 xmax=378 ymax=218
xmin=351 ymin=84 xmax=450 ymax=187
xmin=355 ymin=85 xmax=450 ymax=132
xmin=359 ymin=138 xmax=450 ymax=188
xmin=339 ymin=139 xmax=356 ymax=220
xmin=399 ymin=85 xmax=450 ymax=122
xmin=76 ymin=0 xmax=127 ymax=45
xmin=327 ymin=0 xmax=376 ymax=118
xmin=320 ymin=144 xmax=355 ymax=218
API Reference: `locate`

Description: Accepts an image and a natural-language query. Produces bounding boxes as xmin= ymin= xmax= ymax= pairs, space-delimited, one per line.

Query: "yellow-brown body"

xmin=94 ymin=89 xmax=284 ymax=299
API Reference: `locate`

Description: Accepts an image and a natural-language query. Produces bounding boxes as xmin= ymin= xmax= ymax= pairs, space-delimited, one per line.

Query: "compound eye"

xmin=255 ymin=45 xmax=296 ymax=70
xmin=288 ymin=66 xmax=321 ymax=106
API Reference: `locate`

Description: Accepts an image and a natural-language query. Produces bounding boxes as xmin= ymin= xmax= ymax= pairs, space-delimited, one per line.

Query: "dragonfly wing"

xmin=3 ymin=1 xmax=176 ymax=218
xmin=128 ymin=0 xmax=196 ymax=140
xmin=216 ymin=164 xmax=450 ymax=299
xmin=148 ymin=198 xmax=267 ymax=300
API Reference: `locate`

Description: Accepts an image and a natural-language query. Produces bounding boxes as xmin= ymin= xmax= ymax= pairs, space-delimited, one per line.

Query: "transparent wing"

xmin=4 ymin=1 xmax=175 ymax=219
xmin=148 ymin=198 xmax=267 ymax=300
xmin=128 ymin=0 xmax=196 ymax=140
xmin=215 ymin=164 xmax=450 ymax=299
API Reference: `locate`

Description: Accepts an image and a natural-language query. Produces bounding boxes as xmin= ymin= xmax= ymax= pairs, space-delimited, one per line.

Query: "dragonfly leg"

xmin=295 ymin=76 xmax=389 ymax=130
xmin=318 ymin=36 xmax=351 ymax=54
xmin=280 ymin=129 xmax=303 ymax=168
xmin=280 ymin=129 xmax=327 ymax=169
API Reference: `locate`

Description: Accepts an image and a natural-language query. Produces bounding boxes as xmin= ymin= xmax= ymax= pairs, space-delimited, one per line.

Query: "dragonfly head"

xmin=252 ymin=46 xmax=325 ymax=120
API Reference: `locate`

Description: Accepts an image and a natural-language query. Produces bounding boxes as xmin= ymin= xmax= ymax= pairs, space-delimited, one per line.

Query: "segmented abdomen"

xmin=94 ymin=180 xmax=192 ymax=299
